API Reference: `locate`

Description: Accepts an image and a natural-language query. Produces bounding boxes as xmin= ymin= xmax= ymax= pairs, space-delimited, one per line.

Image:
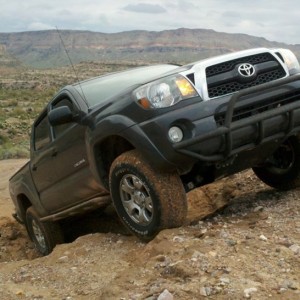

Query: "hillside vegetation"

xmin=0 ymin=61 xmax=144 ymax=159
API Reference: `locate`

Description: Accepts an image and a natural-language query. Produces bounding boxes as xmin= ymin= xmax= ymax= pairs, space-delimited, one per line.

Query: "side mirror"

xmin=48 ymin=106 xmax=74 ymax=126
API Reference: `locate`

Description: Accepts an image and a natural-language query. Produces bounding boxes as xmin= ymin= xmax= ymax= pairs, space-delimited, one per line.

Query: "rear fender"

xmin=10 ymin=167 xmax=50 ymax=221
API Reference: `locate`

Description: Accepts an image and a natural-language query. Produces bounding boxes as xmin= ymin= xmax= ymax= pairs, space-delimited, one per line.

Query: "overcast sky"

xmin=0 ymin=0 xmax=299 ymax=45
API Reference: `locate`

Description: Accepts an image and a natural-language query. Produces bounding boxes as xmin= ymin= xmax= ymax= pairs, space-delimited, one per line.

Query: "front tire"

xmin=26 ymin=206 xmax=64 ymax=255
xmin=253 ymin=136 xmax=300 ymax=190
xmin=109 ymin=150 xmax=187 ymax=241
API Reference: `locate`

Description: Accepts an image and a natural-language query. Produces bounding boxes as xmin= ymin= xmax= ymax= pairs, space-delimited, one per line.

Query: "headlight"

xmin=276 ymin=49 xmax=300 ymax=75
xmin=134 ymin=74 xmax=199 ymax=109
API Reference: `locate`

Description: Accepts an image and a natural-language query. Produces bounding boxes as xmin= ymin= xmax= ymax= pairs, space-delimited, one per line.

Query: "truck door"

xmin=40 ymin=96 xmax=103 ymax=213
xmin=30 ymin=111 xmax=58 ymax=206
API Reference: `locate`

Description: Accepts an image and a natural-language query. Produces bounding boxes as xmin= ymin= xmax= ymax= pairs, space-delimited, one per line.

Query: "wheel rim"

xmin=119 ymin=174 xmax=153 ymax=226
xmin=267 ymin=141 xmax=295 ymax=174
xmin=32 ymin=219 xmax=46 ymax=249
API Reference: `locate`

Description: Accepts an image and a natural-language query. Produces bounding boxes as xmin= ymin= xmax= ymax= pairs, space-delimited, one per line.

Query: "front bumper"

xmin=174 ymin=74 xmax=300 ymax=162
xmin=139 ymin=74 xmax=300 ymax=170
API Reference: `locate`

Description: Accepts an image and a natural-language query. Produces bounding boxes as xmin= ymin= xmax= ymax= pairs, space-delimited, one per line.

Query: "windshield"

xmin=74 ymin=65 xmax=178 ymax=107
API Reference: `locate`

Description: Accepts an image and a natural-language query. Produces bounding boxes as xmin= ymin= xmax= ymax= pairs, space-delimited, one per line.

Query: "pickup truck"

xmin=9 ymin=48 xmax=300 ymax=255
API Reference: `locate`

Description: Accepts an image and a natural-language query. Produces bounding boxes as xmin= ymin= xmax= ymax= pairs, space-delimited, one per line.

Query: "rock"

xmin=253 ymin=206 xmax=264 ymax=212
xmin=244 ymin=287 xmax=258 ymax=298
xmin=226 ymin=239 xmax=237 ymax=246
xmin=191 ymin=250 xmax=204 ymax=258
xmin=220 ymin=277 xmax=230 ymax=285
xmin=208 ymin=251 xmax=217 ymax=257
xmin=220 ymin=229 xmax=229 ymax=239
xmin=280 ymin=279 xmax=299 ymax=290
xmin=172 ymin=236 xmax=184 ymax=243
xmin=7 ymin=228 xmax=20 ymax=240
xmin=191 ymin=250 xmax=204 ymax=261
xmin=157 ymin=289 xmax=173 ymax=300
xmin=259 ymin=235 xmax=268 ymax=241
xmin=200 ymin=287 xmax=212 ymax=297
xmin=15 ymin=290 xmax=24 ymax=296
xmin=155 ymin=255 xmax=166 ymax=262
xmin=289 ymin=244 xmax=300 ymax=255
xmin=279 ymin=287 xmax=287 ymax=293
xmin=58 ymin=255 xmax=69 ymax=263
xmin=277 ymin=238 xmax=293 ymax=247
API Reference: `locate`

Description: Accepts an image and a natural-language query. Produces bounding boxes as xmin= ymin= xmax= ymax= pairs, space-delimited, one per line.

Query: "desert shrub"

xmin=11 ymin=107 xmax=24 ymax=117
xmin=0 ymin=142 xmax=29 ymax=159
xmin=6 ymin=99 xmax=18 ymax=107
xmin=0 ymin=134 xmax=8 ymax=145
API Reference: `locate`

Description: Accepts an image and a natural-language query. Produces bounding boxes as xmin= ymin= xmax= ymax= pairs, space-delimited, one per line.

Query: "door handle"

xmin=51 ymin=149 xmax=58 ymax=157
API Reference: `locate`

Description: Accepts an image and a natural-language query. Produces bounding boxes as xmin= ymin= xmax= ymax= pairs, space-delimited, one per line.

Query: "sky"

xmin=0 ymin=0 xmax=299 ymax=45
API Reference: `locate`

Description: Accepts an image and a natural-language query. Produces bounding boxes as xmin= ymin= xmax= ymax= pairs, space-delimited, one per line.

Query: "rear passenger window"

xmin=34 ymin=114 xmax=50 ymax=151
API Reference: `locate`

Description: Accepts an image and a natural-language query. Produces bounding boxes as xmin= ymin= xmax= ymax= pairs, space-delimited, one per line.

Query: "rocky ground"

xmin=0 ymin=159 xmax=299 ymax=299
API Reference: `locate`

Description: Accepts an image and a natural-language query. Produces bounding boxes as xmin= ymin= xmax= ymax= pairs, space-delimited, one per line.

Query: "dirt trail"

xmin=0 ymin=159 xmax=28 ymax=218
xmin=0 ymin=159 xmax=299 ymax=299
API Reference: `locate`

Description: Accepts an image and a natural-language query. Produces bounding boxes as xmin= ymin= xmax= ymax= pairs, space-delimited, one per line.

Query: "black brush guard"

xmin=174 ymin=74 xmax=300 ymax=162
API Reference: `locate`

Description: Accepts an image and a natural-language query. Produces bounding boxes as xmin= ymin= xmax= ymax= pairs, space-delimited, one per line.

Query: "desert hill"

xmin=0 ymin=28 xmax=299 ymax=68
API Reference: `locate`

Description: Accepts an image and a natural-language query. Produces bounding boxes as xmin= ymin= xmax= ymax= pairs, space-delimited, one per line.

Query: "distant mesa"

xmin=0 ymin=28 xmax=299 ymax=69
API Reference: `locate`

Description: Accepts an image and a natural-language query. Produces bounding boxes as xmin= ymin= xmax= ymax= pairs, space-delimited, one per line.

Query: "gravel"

xmin=0 ymin=162 xmax=299 ymax=299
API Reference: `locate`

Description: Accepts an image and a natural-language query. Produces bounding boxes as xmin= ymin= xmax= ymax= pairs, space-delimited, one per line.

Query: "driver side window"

xmin=52 ymin=98 xmax=76 ymax=139
xmin=34 ymin=113 xmax=50 ymax=151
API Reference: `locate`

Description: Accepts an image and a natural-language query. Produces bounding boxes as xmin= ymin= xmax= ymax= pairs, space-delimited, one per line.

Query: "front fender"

xmin=86 ymin=115 xmax=178 ymax=187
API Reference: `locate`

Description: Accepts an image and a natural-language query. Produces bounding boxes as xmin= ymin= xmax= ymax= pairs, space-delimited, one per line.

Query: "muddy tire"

xmin=252 ymin=136 xmax=300 ymax=190
xmin=109 ymin=150 xmax=187 ymax=241
xmin=26 ymin=206 xmax=64 ymax=255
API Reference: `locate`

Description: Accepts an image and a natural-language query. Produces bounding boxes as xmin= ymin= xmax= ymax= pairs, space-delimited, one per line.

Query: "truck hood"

xmin=73 ymin=64 xmax=185 ymax=107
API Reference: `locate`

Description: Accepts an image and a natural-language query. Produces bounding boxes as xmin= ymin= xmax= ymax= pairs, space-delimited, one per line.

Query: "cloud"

xmin=0 ymin=0 xmax=300 ymax=44
xmin=176 ymin=0 xmax=198 ymax=12
xmin=123 ymin=3 xmax=166 ymax=14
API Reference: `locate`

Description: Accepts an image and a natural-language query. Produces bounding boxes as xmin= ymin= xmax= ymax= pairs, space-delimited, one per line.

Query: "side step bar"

xmin=40 ymin=195 xmax=111 ymax=222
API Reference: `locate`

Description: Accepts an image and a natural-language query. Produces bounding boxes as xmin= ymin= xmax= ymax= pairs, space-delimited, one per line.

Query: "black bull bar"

xmin=174 ymin=74 xmax=300 ymax=162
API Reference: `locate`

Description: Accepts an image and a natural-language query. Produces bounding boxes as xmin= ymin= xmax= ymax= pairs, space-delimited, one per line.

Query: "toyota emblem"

xmin=238 ymin=63 xmax=256 ymax=78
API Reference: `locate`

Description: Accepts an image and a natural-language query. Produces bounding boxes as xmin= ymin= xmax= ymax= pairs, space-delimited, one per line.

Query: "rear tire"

xmin=109 ymin=150 xmax=187 ymax=241
xmin=26 ymin=206 xmax=64 ymax=255
xmin=252 ymin=136 xmax=300 ymax=190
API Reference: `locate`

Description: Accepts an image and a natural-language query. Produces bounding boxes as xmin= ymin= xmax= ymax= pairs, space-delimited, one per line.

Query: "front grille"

xmin=215 ymin=90 xmax=300 ymax=126
xmin=208 ymin=69 xmax=285 ymax=98
xmin=206 ymin=53 xmax=287 ymax=98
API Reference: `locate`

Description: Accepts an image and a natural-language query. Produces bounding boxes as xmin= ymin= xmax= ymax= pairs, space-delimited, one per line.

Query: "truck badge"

xmin=238 ymin=63 xmax=256 ymax=78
